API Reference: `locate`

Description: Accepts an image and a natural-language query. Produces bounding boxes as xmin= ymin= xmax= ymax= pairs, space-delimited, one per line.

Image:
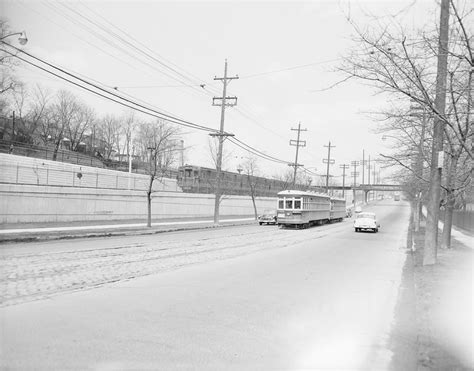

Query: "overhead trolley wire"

xmin=3 ymin=42 xmax=294 ymax=168
xmin=69 ymin=2 xmax=302 ymax=149
xmin=56 ymin=1 xmax=212 ymax=98
xmin=78 ymin=0 xmax=211 ymax=89
xmin=228 ymin=137 xmax=290 ymax=165
xmin=2 ymin=42 xmax=217 ymax=133
xmin=44 ymin=0 xmax=197 ymax=92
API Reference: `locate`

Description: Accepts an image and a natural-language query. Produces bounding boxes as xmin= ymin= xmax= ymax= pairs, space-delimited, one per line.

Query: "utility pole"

xmin=339 ymin=164 xmax=349 ymax=197
xmin=362 ymin=149 xmax=365 ymax=184
xmin=367 ymin=155 xmax=371 ymax=185
xmin=351 ymin=160 xmax=360 ymax=207
xmin=211 ymin=59 xmax=238 ymax=224
xmin=424 ymin=0 xmax=450 ymax=266
xmin=372 ymin=163 xmax=377 ymax=201
xmin=323 ymin=141 xmax=335 ymax=193
xmin=289 ymin=123 xmax=306 ymax=187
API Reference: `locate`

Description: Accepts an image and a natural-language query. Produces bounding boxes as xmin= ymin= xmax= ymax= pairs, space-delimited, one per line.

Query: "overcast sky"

xmin=3 ymin=0 xmax=437 ymax=183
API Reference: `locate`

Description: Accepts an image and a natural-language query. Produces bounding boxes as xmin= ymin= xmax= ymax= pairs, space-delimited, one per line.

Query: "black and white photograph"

xmin=0 ymin=0 xmax=473 ymax=369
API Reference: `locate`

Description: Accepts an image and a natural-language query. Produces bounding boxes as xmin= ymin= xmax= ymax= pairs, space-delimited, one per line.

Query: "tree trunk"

xmin=147 ymin=190 xmax=152 ymax=228
xmin=250 ymin=191 xmax=258 ymax=220
xmin=147 ymin=175 xmax=154 ymax=228
xmin=414 ymin=192 xmax=421 ymax=232
xmin=441 ymin=156 xmax=458 ymax=249
xmin=407 ymin=200 xmax=415 ymax=252
xmin=52 ymin=140 xmax=60 ymax=161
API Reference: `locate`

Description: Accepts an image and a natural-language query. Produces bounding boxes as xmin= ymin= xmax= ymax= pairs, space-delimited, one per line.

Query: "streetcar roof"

xmin=277 ymin=190 xmax=330 ymax=198
xmin=330 ymin=197 xmax=346 ymax=202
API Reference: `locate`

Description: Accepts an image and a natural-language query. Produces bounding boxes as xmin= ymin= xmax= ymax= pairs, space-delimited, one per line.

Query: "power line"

xmin=17 ymin=0 xmax=155 ymax=79
xmin=239 ymin=58 xmax=341 ymax=79
xmin=4 ymin=41 xmax=295 ymax=170
xmin=43 ymin=0 xmax=214 ymax=103
xmin=77 ymin=0 xmax=212 ymax=90
xmin=56 ymin=1 xmax=308 ymax=151
xmin=227 ymin=137 xmax=291 ymax=166
xmin=2 ymin=42 xmax=216 ymax=133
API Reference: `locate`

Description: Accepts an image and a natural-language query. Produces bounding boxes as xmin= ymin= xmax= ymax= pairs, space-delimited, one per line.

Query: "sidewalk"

xmin=0 ymin=215 xmax=256 ymax=243
xmin=411 ymin=225 xmax=473 ymax=370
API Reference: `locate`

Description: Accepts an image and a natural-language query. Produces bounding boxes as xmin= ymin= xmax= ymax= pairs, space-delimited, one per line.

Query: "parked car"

xmin=354 ymin=206 xmax=362 ymax=214
xmin=258 ymin=209 xmax=277 ymax=225
xmin=354 ymin=212 xmax=380 ymax=233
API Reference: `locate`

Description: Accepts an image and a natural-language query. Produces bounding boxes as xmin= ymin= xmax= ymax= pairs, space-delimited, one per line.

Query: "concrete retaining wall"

xmin=0 ymin=184 xmax=277 ymax=224
xmin=0 ymin=153 xmax=181 ymax=192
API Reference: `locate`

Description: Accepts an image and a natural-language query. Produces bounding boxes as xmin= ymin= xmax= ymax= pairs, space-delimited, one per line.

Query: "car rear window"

xmin=357 ymin=213 xmax=375 ymax=219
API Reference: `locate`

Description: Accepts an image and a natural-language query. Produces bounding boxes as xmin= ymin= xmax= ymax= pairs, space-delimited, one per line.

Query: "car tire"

xmin=259 ymin=222 xmax=263 ymax=225
xmin=355 ymin=228 xmax=358 ymax=232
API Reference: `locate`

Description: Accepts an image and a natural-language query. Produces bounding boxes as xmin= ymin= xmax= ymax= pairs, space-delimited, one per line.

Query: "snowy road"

xmin=1 ymin=200 xmax=410 ymax=369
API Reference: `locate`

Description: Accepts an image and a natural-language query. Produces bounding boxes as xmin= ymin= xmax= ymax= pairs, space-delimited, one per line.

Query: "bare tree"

xmin=121 ymin=110 xmax=136 ymax=166
xmin=65 ymin=103 xmax=95 ymax=152
xmin=24 ymin=85 xmax=51 ymax=145
xmin=336 ymin=0 xmax=473 ymax=264
xmin=242 ymin=156 xmax=260 ymax=219
xmin=207 ymin=136 xmax=233 ymax=171
xmin=42 ymin=90 xmax=81 ymax=160
xmin=135 ymin=120 xmax=180 ymax=227
xmin=97 ymin=114 xmax=120 ymax=160
xmin=10 ymin=81 xmax=27 ymax=142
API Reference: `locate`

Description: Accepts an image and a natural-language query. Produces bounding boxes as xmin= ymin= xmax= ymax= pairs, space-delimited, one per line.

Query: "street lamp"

xmin=1 ymin=31 xmax=28 ymax=45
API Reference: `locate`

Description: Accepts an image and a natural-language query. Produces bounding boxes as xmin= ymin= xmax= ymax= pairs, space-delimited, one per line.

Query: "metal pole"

xmin=362 ymin=149 xmax=365 ymax=184
xmin=325 ymin=141 xmax=331 ymax=193
xmin=293 ymin=123 xmax=302 ymax=187
xmin=368 ymin=155 xmax=371 ymax=185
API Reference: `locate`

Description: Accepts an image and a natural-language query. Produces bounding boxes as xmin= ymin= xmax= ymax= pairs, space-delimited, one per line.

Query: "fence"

xmin=0 ymin=140 xmax=105 ymax=168
xmin=440 ymin=207 xmax=474 ymax=233
xmin=0 ymin=153 xmax=180 ymax=192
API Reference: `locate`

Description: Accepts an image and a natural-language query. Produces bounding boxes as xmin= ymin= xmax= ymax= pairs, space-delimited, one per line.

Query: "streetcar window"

xmin=285 ymin=199 xmax=293 ymax=209
xmin=294 ymin=199 xmax=301 ymax=209
xmin=278 ymin=199 xmax=284 ymax=209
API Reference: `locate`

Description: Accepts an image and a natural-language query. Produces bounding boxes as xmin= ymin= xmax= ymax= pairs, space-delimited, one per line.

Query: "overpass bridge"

xmin=313 ymin=184 xmax=403 ymax=192
xmin=311 ymin=184 xmax=404 ymax=204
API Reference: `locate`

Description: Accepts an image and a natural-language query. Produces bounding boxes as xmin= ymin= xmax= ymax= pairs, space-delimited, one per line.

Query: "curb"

xmin=0 ymin=220 xmax=256 ymax=244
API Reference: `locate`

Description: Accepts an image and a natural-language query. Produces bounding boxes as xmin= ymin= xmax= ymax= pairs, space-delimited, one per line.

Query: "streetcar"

xmin=329 ymin=197 xmax=346 ymax=222
xmin=276 ymin=190 xmax=346 ymax=228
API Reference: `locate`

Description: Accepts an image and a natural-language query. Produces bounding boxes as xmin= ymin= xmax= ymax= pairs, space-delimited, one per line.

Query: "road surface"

xmin=0 ymin=200 xmax=411 ymax=369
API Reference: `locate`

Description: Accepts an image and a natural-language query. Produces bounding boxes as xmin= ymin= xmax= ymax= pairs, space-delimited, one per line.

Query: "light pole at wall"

xmin=0 ymin=31 xmax=28 ymax=45
xmin=1 ymin=30 xmax=28 ymax=143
